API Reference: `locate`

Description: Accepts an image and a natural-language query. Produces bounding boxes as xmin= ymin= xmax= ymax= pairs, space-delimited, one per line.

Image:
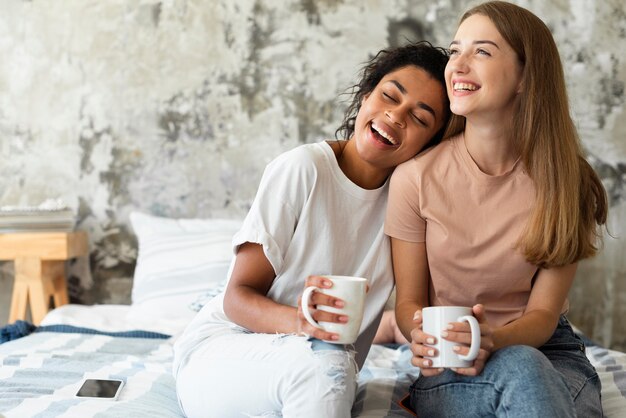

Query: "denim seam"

xmin=571 ymin=372 xmax=601 ymax=401
xmin=411 ymin=379 xmax=496 ymax=392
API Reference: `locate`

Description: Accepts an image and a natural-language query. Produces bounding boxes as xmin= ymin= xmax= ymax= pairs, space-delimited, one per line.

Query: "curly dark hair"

xmin=335 ymin=41 xmax=450 ymax=149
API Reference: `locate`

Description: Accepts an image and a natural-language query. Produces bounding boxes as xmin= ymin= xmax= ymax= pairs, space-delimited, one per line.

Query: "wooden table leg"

xmin=47 ymin=261 xmax=68 ymax=307
xmin=8 ymin=275 xmax=29 ymax=323
xmin=9 ymin=258 xmax=69 ymax=325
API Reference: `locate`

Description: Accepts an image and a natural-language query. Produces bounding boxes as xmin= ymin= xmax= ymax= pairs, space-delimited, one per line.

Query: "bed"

xmin=2 ymin=212 xmax=625 ymax=417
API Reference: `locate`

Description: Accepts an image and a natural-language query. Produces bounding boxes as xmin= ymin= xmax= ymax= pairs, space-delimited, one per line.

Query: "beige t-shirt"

xmin=385 ymin=134 xmax=541 ymax=328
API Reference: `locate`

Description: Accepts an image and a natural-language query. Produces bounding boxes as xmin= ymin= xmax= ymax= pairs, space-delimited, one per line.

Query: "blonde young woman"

xmin=172 ymin=42 xmax=451 ymax=418
xmin=385 ymin=2 xmax=607 ymax=417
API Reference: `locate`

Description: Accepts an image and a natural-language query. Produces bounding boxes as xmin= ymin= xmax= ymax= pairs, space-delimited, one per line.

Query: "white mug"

xmin=301 ymin=275 xmax=368 ymax=344
xmin=422 ymin=306 xmax=481 ymax=368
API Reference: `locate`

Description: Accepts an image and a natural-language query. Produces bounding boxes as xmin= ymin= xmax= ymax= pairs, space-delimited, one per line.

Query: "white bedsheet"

xmin=41 ymin=303 xmax=193 ymax=338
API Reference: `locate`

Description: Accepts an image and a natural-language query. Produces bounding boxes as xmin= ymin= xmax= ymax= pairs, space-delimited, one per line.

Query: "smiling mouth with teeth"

xmin=371 ymin=123 xmax=397 ymax=146
xmin=453 ymin=82 xmax=479 ymax=91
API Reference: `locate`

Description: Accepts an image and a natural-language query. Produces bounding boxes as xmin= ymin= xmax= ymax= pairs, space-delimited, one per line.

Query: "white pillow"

xmin=129 ymin=212 xmax=241 ymax=320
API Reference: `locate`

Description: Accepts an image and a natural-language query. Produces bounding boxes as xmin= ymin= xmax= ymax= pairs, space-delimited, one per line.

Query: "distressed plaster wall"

xmin=0 ymin=0 xmax=624 ymax=350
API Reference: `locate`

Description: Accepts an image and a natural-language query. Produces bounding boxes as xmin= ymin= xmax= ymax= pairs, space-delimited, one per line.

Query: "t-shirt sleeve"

xmin=384 ymin=159 xmax=426 ymax=242
xmin=231 ymin=148 xmax=315 ymax=275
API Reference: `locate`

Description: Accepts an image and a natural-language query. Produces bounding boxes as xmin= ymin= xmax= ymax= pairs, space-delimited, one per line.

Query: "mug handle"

xmin=457 ymin=315 xmax=481 ymax=361
xmin=300 ymin=286 xmax=320 ymax=328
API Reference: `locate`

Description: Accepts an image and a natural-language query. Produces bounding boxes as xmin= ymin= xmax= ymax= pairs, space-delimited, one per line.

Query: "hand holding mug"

xmin=300 ymin=275 xmax=368 ymax=344
xmin=296 ymin=275 xmax=348 ymax=342
xmin=412 ymin=306 xmax=483 ymax=376
xmin=443 ymin=304 xmax=495 ymax=376
xmin=409 ymin=309 xmax=446 ymax=377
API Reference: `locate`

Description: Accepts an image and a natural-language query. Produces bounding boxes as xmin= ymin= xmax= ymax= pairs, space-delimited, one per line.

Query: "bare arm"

xmin=392 ymin=238 xmax=452 ymax=375
xmin=222 ymin=242 xmax=347 ymax=340
xmin=390 ymin=238 xmax=430 ymax=342
xmin=223 ymin=242 xmax=294 ymax=334
xmin=491 ymin=262 xmax=578 ymax=350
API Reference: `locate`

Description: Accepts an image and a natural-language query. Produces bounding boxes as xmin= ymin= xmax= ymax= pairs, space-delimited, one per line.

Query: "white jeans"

xmin=176 ymin=332 xmax=357 ymax=418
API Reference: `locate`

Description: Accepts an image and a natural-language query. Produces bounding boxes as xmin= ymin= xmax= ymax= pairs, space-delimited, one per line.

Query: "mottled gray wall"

xmin=1 ymin=0 xmax=624 ymax=350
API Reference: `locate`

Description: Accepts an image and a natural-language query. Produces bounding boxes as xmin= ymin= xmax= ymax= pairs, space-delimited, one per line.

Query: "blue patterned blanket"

xmin=1 ymin=330 xmax=625 ymax=417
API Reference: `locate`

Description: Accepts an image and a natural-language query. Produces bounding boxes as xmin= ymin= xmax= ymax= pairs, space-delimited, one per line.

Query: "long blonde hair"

xmin=445 ymin=1 xmax=607 ymax=268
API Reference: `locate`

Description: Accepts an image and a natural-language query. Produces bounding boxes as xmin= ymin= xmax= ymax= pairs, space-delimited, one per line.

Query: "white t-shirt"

xmin=173 ymin=141 xmax=395 ymax=372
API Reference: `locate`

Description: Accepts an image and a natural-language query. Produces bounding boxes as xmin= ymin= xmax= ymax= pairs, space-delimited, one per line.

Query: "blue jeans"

xmin=409 ymin=316 xmax=602 ymax=417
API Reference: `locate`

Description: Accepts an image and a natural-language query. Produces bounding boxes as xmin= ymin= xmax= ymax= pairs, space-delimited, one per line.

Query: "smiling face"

xmin=353 ymin=65 xmax=447 ymax=169
xmin=445 ymin=13 xmax=524 ymax=123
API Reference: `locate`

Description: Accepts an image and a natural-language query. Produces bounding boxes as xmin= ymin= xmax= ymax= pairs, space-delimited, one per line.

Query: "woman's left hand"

xmin=443 ymin=304 xmax=495 ymax=376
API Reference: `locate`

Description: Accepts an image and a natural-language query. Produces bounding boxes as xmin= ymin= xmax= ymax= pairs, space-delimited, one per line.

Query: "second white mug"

xmin=301 ymin=275 xmax=368 ymax=344
xmin=422 ymin=306 xmax=481 ymax=368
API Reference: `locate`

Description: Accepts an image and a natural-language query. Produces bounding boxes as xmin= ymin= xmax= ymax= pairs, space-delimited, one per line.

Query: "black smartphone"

xmin=75 ymin=378 xmax=124 ymax=400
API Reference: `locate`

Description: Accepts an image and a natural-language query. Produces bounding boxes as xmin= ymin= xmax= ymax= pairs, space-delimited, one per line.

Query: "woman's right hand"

xmin=296 ymin=275 xmax=348 ymax=341
xmin=410 ymin=309 xmax=445 ymax=376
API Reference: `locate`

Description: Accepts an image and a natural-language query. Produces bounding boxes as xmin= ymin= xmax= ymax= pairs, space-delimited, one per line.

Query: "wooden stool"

xmin=0 ymin=231 xmax=88 ymax=325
